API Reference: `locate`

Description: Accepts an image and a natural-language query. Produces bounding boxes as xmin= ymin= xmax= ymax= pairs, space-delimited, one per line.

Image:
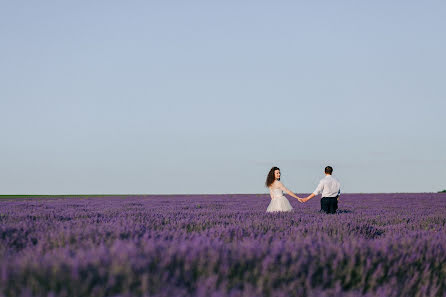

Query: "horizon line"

xmin=1 ymin=191 xmax=445 ymax=197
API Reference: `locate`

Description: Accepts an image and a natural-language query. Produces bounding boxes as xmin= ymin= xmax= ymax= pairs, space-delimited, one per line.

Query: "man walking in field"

xmin=302 ymin=166 xmax=341 ymax=214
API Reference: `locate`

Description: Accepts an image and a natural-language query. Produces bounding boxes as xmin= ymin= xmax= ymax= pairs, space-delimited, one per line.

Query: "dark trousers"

xmin=321 ymin=196 xmax=338 ymax=214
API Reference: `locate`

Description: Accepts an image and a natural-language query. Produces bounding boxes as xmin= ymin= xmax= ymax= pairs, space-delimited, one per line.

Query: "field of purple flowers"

xmin=1 ymin=193 xmax=446 ymax=297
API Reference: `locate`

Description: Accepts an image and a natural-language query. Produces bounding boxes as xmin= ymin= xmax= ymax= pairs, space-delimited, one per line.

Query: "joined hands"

xmin=296 ymin=197 xmax=309 ymax=203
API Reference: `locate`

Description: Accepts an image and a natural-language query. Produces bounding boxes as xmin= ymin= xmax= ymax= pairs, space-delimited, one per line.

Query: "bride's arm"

xmin=277 ymin=181 xmax=301 ymax=200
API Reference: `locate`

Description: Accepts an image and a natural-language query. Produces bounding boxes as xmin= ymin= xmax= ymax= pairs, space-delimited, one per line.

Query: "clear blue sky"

xmin=1 ymin=1 xmax=445 ymax=194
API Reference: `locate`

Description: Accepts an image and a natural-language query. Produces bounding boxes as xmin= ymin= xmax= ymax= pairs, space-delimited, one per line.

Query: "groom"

xmin=301 ymin=166 xmax=341 ymax=214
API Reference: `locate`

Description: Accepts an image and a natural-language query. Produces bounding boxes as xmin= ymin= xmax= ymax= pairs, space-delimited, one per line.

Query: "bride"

xmin=265 ymin=166 xmax=302 ymax=212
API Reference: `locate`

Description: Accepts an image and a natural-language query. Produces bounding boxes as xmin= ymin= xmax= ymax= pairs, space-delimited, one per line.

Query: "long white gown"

xmin=266 ymin=188 xmax=293 ymax=212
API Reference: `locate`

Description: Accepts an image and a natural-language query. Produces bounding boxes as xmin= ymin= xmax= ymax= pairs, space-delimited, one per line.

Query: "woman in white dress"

xmin=265 ymin=166 xmax=302 ymax=212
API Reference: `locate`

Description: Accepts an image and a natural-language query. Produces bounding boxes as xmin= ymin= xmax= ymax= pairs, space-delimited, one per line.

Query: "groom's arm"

xmin=303 ymin=193 xmax=316 ymax=202
xmin=303 ymin=181 xmax=323 ymax=202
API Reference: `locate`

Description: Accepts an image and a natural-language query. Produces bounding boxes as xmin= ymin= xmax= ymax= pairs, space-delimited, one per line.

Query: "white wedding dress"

xmin=266 ymin=188 xmax=293 ymax=212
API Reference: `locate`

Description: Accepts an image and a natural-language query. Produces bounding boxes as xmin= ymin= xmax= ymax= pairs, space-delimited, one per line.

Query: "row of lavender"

xmin=1 ymin=193 xmax=446 ymax=297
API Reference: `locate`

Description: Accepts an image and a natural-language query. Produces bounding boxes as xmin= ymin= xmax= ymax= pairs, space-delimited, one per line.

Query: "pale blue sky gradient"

xmin=1 ymin=1 xmax=445 ymax=194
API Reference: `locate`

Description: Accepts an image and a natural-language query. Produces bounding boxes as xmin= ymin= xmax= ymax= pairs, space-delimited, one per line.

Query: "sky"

xmin=1 ymin=1 xmax=445 ymax=194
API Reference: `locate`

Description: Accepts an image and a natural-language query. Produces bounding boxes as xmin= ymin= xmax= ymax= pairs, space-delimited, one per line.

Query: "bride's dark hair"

xmin=265 ymin=166 xmax=280 ymax=187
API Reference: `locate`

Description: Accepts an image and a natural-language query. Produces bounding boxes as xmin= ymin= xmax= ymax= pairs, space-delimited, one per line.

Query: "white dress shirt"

xmin=313 ymin=175 xmax=341 ymax=198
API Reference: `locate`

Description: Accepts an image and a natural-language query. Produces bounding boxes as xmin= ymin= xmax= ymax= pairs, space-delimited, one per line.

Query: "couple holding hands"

xmin=265 ymin=166 xmax=341 ymax=214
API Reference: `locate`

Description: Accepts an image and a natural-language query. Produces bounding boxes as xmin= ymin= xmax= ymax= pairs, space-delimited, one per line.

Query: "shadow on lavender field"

xmin=1 ymin=193 xmax=446 ymax=297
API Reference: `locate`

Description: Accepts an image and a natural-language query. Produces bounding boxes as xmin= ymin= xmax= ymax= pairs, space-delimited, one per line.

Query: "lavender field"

xmin=1 ymin=193 xmax=446 ymax=297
